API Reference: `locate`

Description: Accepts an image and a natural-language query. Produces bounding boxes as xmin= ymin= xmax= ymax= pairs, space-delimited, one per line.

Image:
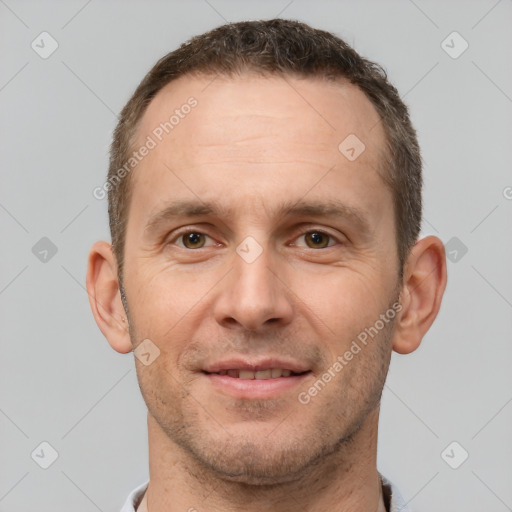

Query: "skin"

xmin=87 ymin=73 xmax=447 ymax=512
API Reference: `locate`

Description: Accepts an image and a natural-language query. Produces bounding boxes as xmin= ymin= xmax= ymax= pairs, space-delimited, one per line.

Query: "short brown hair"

xmin=108 ymin=18 xmax=422 ymax=278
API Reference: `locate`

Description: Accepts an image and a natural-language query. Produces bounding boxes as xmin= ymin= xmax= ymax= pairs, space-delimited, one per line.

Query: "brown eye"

xmin=304 ymin=231 xmax=330 ymax=248
xmin=182 ymin=232 xmax=206 ymax=249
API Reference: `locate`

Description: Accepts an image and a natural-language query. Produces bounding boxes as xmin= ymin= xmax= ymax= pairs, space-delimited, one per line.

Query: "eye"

xmin=295 ymin=230 xmax=338 ymax=249
xmin=175 ymin=232 xmax=211 ymax=249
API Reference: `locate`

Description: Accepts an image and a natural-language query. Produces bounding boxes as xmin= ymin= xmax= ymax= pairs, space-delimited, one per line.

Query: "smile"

xmin=204 ymin=368 xmax=309 ymax=379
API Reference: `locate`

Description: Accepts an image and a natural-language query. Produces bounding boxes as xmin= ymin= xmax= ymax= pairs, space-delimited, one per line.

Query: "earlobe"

xmin=392 ymin=236 xmax=447 ymax=355
xmin=86 ymin=241 xmax=133 ymax=354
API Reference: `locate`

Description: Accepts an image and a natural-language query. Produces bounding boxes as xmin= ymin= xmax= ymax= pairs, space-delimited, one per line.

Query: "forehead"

xmin=137 ymin=72 xmax=385 ymax=158
xmin=130 ymin=72 xmax=390 ymax=223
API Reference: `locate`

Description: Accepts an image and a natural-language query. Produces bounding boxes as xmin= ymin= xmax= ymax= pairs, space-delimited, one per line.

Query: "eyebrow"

xmin=144 ymin=198 xmax=371 ymax=235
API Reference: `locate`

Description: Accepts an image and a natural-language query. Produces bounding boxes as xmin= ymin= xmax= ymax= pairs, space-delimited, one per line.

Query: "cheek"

xmin=298 ymin=267 xmax=389 ymax=325
xmin=291 ymin=266 xmax=396 ymax=368
xmin=125 ymin=265 xmax=209 ymax=359
xmin=130 ymin=261 xmax=201 ymax=311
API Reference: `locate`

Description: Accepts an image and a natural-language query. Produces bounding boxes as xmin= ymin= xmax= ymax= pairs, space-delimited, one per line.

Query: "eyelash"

xmin=168 ymin=228 xmax=341 ymax=250
xmin=292 ymin=228 xmax=340 ymax=248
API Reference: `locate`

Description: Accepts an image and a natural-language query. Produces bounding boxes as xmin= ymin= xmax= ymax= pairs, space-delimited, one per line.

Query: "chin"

xmin=195 ymin=444 xmax=312 ymax=486
xmin=213 ymin=469 xmax=303 ymax=486
xmin=177 ymin=427 xmax=344 ymax=488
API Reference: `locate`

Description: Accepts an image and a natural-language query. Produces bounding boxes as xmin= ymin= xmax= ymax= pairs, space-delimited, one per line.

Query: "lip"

xmin=201 ymin=357 xmax=313 ymax=400
xmin=201 ymin=371 xmax=312 ymax=400
xmin=202 ymin=357 xmax=310 ymax=374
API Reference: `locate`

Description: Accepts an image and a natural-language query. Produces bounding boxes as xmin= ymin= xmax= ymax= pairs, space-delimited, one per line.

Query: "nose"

xmin=212 ymin=244 xmax=294 ymax=332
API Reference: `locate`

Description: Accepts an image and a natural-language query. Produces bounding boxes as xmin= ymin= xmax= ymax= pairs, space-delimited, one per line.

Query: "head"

xmin=87 ymin=19 xmax=446 ymax=484
xmin=107 ymin=19 xmax=422 ymax=281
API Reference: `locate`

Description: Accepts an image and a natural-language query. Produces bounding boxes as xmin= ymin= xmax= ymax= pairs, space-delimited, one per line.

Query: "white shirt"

xmin=120 ymin=473 xmax=410 ymax=512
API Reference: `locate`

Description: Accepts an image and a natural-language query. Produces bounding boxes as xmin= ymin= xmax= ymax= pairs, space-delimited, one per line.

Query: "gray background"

xmin=1 ymin=0 xmax=511 ymax=510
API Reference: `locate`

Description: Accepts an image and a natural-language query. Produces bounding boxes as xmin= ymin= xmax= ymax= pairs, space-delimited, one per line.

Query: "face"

xmin=122 ymin=74 xmax=400 ymax=483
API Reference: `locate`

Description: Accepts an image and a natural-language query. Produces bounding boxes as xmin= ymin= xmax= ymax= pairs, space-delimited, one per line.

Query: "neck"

xmin=142 ymin=406 xmax=383 ymax=512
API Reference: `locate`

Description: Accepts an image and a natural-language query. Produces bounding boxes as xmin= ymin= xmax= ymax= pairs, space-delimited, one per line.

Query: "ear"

xmin=86 ymin=241 xmax=132 ymax=354
xmin=392 ymin=236 xmax=447 ymax=354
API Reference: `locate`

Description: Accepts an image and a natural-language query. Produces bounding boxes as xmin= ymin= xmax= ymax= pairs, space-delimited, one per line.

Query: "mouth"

xmin=203 ymin=368 xmax=310 ymax=379
xmin=200 ymin=360 xmax=313 ymax=399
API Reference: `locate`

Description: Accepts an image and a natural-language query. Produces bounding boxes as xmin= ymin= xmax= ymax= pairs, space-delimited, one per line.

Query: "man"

xmin=86 ymin=19 xmax=446 ymax=512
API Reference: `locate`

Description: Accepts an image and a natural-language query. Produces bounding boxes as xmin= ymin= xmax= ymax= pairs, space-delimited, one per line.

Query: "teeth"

xmin=255 ymin=369 xmax=271 ymax=379
xmin=217 ymin=368 xmax=299 ymax=379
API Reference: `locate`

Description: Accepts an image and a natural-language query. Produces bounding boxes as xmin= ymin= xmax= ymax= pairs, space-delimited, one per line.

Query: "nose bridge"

xmin=213 ymin=239 xmax=293 ymax=331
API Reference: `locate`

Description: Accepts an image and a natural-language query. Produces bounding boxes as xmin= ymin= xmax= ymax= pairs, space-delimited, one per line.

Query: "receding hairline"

xmin=125 ymin=68 xmax=391 ymax=200
xmin=133 ymin=68 xmax=382 ymax=138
